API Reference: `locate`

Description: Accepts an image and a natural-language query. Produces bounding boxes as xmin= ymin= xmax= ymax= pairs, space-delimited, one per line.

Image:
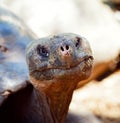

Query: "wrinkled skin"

xmin=26 ymin=33 xmax=93 ymax=123
xmin=26 ymin=33 xmax=93 ymax=83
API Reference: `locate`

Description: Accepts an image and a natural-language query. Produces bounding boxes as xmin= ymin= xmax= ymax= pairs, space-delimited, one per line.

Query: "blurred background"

xmin=1 ymin=0 xmax=120 ymax=123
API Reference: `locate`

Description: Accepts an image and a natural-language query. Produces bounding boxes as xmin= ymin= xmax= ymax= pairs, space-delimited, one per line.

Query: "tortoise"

xmin=0 ymin=7 xmax=93 ymax=123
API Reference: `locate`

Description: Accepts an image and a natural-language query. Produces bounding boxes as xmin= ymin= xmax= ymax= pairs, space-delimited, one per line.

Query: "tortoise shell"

xmin=0 ymin=7 xmax=37 ymax=106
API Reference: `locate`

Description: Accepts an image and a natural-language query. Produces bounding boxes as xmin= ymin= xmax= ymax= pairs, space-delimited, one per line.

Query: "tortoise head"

xmin=26 ymin=33 xmax=93 ymax=85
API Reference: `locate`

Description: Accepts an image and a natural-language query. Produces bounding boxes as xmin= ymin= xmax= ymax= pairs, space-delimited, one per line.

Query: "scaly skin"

xmin=26 ymin=33 xmax=93 ymax=123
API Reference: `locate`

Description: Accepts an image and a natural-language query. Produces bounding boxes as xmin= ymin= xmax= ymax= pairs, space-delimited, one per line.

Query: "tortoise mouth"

xmin=66 ymin=55 xmax=93 ymax=70
xmin=30 ymin=55 xmax=93 ymax=82
xmin=30 ymin=55 xmax=93 ymax=74
xmin=62 ymin=55 xmax=93 ymax=74
xmin=54 ymin=55 xmax=93 ymax=70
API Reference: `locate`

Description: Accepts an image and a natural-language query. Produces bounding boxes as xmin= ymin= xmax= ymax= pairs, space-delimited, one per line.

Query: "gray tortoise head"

xmin=26 ymin=33 xmax=93 ymax=85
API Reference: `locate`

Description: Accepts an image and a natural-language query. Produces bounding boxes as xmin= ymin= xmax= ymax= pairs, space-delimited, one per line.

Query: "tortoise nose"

xmin=58 ymin=44 xmax=74 ymax=66
xmin=60 ymin=44 xmax=71 ymax=56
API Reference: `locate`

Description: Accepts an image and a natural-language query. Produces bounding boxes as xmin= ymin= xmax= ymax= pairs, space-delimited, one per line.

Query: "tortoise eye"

xmin=0 ymin=45 xmax=8 ymax=53
xmin=37 ymin=45 xmax=49 ymax=57
xmin=75 ymin=37 xmax=82 ymax=48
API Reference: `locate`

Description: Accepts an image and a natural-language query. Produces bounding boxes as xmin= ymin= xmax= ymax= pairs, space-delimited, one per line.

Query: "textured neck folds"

xmin=36 ymin=80 xmax=78 ymax=123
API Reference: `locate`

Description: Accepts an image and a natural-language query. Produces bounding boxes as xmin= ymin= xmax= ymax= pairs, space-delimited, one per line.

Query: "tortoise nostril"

xmin=60 ymin=46 xmax=64 ymax=51
xmin=66 ymin=45 xmax=69 ymax=50
xmin=60 ymin=45 xmax=69 ymax=52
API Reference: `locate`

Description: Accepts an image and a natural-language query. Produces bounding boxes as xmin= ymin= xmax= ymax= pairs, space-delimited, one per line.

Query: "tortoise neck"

xmin=33 ymin=87 xmax=58 ymax=123
xmin=37 ymin=80 xmax=77 ymax=123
